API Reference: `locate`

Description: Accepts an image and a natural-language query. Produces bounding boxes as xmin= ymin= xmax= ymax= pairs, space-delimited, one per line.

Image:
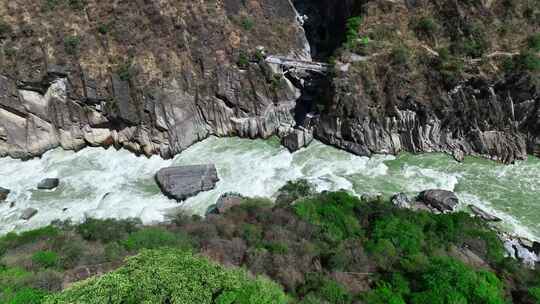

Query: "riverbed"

xmin=1 ymin=136 xmax=539 ymax=240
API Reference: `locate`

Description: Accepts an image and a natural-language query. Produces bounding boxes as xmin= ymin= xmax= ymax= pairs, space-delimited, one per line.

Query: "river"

xmin=1 ymin=136 xmax=539 ymax=240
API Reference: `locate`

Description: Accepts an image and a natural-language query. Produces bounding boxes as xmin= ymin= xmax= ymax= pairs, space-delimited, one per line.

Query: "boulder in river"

xmin=37 ymin=178 xmax=60 ymax=190
xmin=391 ymin=193 xmax=411 ymax=209
xmin=468 ymin=205 xmax=502 ymax=222
xmin=156 ymin=165 xmax=219 ymax=202
xmin=0 ymin=187 xmax=10 ymax=201
xmin=418 ymin=189 xmax=459 ymax=213
xmin=281 ymin=127 xmax=313 ymax=152
xmin=20 ymin=208 xmax=38 ymax=220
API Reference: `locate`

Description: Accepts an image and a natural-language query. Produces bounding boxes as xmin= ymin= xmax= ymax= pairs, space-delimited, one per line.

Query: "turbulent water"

xmin=1 ymin=136 xmax=539 ymax=240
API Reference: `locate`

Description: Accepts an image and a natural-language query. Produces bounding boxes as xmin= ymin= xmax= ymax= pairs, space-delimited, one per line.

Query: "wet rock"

xmin=418 ymin=189 xmax=459 ymax=213
xmin=391 ymin=193 xmax=411 ymax=208
xmin=361 ymin=192 xmax=383 ymax=203
xmin=468 ymin=205 xmax=502 ymax=222
xmin=503 ymin=236 xmax=539 ymax=268
xmin=38 ymin=178 xmax=60 ymax=190
xmin=0 ymin=187 xmax=9 ymax=201
xmin=281 ymin=127 xmax=314 ymax=152
xmin=207 ymin=192 xmax=245 ymax=215
xmin=20 ymin=208 xmax=38 ymax=220
xmin=156 ymin=165 xmax=219 ymax=202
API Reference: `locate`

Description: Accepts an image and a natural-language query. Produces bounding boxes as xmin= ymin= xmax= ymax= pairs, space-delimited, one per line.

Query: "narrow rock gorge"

xmin=0 ymin=0 xmax=539 ymax=163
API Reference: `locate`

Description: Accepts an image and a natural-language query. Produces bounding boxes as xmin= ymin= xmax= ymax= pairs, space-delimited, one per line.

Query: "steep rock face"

xmin=0 ymin=0 xmax=309 ymax=159
xmin=316 ymin=73 xmax=539 ymax=163
xmin=314 ymin=0 xmax=540 ymax=163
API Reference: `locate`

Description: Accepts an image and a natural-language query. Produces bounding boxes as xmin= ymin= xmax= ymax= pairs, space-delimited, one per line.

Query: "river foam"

xmin=1 ymin=136 xmax=539 ymax=240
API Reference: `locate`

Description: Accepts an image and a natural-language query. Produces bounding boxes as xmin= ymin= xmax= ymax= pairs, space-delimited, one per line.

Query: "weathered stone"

xmin=469 ymin=205 xmax=502 ymax=222
xmin=215 ymin=192 xmax=245 ymax=214
xmin=20 ymin=208 xmax=38 ymax=220
xmin=281 ymin=127 xmax=313 ymax=152
xmin=391 ymin=193 xmax=411 ymax=209
xmin=418 ymin=189 xmax=459 ymax=213
xmin=37 ymin=178 xmax=60 ymax=190
xmin=0 ymin=187 xmax=10 ymax=201
xmin=156 ymin=165 xmax=219 ymax=202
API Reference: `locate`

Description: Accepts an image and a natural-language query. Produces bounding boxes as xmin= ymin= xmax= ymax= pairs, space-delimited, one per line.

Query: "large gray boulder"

xmin=38 ymin=178 xmax=60 ymax=190
xmin=20 ymin=208 xmax=38 ymax=220
xmin=0 ymin=187 xmax=9 ymax=201
xmin=281 ymin=127 xmax=313 ymax=152
xmin=418 ymin=189 xmax=459 ymax=213
xmin=156 ymin=165 xmax=219 ymax=202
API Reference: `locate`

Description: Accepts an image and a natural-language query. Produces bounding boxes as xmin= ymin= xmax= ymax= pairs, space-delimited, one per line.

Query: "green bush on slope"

xmin=44 ymin=249 xmax=288 ymax=304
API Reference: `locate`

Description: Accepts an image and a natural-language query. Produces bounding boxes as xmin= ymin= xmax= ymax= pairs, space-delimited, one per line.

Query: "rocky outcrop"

xmin=316 ymin=74 xmax=538 ymax=164
xmin=391 ymin=193 xmax=411 ymax=209
xmin=0 ymin=187 xmax=9 ymax=201
xmin=156 ymin=165 xmax=219 ymax=202
xmin=38 ymin=178 xmax=60 ymax=190
xmin=207 ymin=192 xmax=245 ymax=215
xmin=469 ymin=205 xmax=502 ymax=222
xmin=0 ymin=0 xmax=309 ymax=160
xmin=417 ymin=189 xmax=459 ymax=213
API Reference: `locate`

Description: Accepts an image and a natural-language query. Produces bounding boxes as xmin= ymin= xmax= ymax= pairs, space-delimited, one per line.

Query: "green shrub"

xmin=44 ymin=249 xmax=289 ymax=304
xmin=122 ymin=228 xmax=192 ymax=251
xmin=6 ymin=288 xmax=48 ymax=304
xmin=517 ymin=51 xmax=540 ymax=72
xmin=0 ymin=226 xmax=59 ymax=255
xmin=345 ymin=16 xmax=362 ymax=49
xmin=300 ymin=274 xmax=353 ymax=304
xmin=63 ymin=36 xmax=80 ymax=55
xmin=97 ymin=23 xmax=109 ymax=35
xmin=415 ymin=17 xmax=437 ymax=38
xmin=0 ymin=267 xmax=32 ymax=291
xmin=104 ymin=242 xmax=125 ymax=262
xmin=117 ymin=61 xmax=136 ymax=81
xmin=278 ymin=179 xmax=314 ymax=199
xmin=363 ymin=281 xmax=406 ymax=304
xmin=0 ymin=21 xmax=12 ymax=38
xmin=32 ymin=251 xmax=59 ymax=268
xmin=237 ymin=52 xmax=250 ymax=68
xmin=530 ymin=286 xmax=540 ymax=303
xmin=409 ymin=257 xmax=505 ymax=304
xmin=59 ymin=241 xmax=83 ymax=269
xmin=294 ymin=191 xmax=363 ymax=242
xmin=76 ymin=218 xmax=140 ymax=243
xmin=391 ymin=47 xmax=410 ymax=65
xmin=241 ymin=17 xmax=255 ymax=31
xmin=264 ymin=241 xmax=289 ymax=255
xmin=68 ymin=0 xmax=86 ymax=10
xmin=528 ymin=33 xmax=540 ymax=52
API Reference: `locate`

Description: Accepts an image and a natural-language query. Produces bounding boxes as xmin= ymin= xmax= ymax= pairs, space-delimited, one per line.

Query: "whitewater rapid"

xmin=1 ymin=137 xmax=539 ymax=240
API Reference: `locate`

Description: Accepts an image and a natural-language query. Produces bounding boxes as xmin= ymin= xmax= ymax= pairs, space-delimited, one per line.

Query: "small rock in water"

xmin=156 ymin=165 xmax=219 ymax=202
xmin=391 ymin=193 xmax=411 ymax=208
xmin=418 ymin=189 xmax=459 ymax=213
xmin=468 ymin=205 xmax=502 ymax=222
xmin=0 ymin=187 xmax=10 ymax=201
xmin=20 ymin=208 xmax=38 ymax=220
xmin=37 ymin=178 xmax=60 ymax=190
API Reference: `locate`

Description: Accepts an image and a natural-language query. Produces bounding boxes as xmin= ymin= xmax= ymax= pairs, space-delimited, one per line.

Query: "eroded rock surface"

xmin=156 ymin=165 xmax=219 ymax=202
xmin=0 ymin=187 xmax=10 ymax=201
xmin=37 ymin=178 xmax=60 ymax=190
xmin=418 ymin=189 xmax=459 ymax=213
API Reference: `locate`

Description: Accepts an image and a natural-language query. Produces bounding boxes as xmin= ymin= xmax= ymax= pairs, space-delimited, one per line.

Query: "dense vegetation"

xmin=1 ymin=181 xmax=539 ymax=303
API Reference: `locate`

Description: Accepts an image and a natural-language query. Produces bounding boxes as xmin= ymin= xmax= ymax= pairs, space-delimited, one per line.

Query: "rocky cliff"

xmin=0 ymin=0 xmax=539 ymax=163
xmin=0 ymin=0 xmax=309 ymax=159
xmin=311 ymin=0 xmax=540 ymax=163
